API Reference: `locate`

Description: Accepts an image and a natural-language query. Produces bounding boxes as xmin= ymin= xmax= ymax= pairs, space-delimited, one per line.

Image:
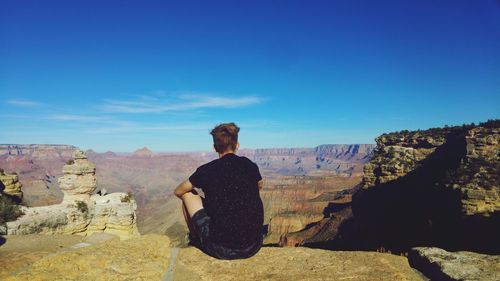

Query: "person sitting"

xmin=174 ymin=122 xmax=264 ymax=259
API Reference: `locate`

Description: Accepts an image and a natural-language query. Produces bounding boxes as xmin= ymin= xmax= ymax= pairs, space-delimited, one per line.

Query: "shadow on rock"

xmin=305 ymin=130 xmax=500 ymax=254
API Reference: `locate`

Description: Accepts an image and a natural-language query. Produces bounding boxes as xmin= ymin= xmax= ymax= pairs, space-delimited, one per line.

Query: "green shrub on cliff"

xmin=75 ymin=201 xmax=89 ymax=214
xmin=0 ymin=195 xmax=23 ymax=224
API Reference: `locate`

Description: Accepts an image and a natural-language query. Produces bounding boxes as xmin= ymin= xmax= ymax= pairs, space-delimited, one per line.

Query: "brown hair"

xmin=210 ymin=122 xmax=240 ymax=154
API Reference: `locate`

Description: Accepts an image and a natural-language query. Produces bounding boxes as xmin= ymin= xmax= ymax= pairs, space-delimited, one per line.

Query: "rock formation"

xmin=2 ymin=234 xmax=426 ymax=281
xmin=408 ymin=247 xmax=500 ymax=281
xmin=2 ymin=150 xmax=139 ymax=239
xmin=0 ymin=170 xmax=23 ymax=202
xmin=300 ymin=120 xmax=499 ymax=254
xmin=59 ymin=150 xmax=97 ymax=203
xmin=362 ymin=123 xmax=499 ymax=217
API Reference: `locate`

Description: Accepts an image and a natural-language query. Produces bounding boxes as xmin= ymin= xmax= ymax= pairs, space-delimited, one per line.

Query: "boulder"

xmin=408 ymin=247 xmax=500 ymax=281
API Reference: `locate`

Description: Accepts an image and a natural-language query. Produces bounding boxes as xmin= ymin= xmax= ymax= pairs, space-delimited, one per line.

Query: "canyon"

xmin=0 ymin=144 xmax=374 ymax=245
xmin=1 ymin=120 xmax=498 ymax=280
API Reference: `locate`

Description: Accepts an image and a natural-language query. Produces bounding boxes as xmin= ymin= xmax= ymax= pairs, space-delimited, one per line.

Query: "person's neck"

xmin=218 ymin=150 xmax=236 ymax=158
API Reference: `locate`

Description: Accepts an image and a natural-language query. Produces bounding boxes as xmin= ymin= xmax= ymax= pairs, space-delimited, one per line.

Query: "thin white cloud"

xmin=85 ymin=123 xmax=211 ymax=134
xmin=99 ymin=93 xmax=263 ymax=113
xmin=180 ymin=95 xmax=261 ymax=109
xmin=7 ymin=99 xmax=42 ymax=107
xmin=49 ymin=114 xmax=111 ymax=122
xmin=47 ymin=114 xmax=135 ymax=127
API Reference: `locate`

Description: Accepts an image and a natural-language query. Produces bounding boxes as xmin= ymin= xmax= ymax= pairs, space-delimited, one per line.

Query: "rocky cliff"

xmin=301 ymin=120 xmax=500 ymax=254
xmin=362 ymin=123 xmax=499 ymax=216
xmin=240 ymin=144 xmax=375 ymax=177
xmin=2 ymin=150 xmax=139 ymax=239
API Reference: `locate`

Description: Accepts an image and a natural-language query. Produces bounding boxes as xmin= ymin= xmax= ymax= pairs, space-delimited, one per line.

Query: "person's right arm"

xmin=174 ymin=180 xmax=194 ymax=198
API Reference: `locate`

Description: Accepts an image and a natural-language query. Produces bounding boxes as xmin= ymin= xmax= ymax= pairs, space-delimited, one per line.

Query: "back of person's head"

xmin=210 ymin=122 xmax=240 ymax=154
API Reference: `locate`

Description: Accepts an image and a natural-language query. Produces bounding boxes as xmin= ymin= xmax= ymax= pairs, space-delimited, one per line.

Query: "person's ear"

xmin=213 ymin=145 xmax=217 ymax=152
xmin=236 ymin=142 xmax=240 ymax=151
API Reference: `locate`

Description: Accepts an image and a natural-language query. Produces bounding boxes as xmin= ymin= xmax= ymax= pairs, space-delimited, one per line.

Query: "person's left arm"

xmin=174 ymin=180 xmax=194 ymax=198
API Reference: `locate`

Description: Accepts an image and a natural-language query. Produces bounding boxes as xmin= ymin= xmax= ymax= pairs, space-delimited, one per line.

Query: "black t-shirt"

xmin=189 ymin=153 xmax=264 ymax=249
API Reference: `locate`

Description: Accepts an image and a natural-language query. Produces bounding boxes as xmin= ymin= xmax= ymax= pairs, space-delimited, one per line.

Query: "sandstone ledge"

xmin=3 ymin=234 xmax=426 ymax=281
xmin=408 ymin=247 xmax=500 ymax=281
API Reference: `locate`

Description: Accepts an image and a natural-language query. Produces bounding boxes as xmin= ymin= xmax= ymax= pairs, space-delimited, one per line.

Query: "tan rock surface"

xmin=0 ymin=234 xmax=84 ymax=280
xmin=0 ymin=171 xmax=23 ymax=200
xmin=3 ymin=234 xmax=425 ymax=281
xmin=460 ymin=126 xmax=500 ymax=215
xmin=409 ymin=247 xmax=500 ymax=281
xmin=176 ymin=247 xmax=425 ymax=281
xmin=3 ymin=234 xmax=171 ymax=281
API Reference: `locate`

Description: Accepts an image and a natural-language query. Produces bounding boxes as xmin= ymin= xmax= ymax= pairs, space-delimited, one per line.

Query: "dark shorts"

xmin=190 ymin=209 xmax=262 ymax=260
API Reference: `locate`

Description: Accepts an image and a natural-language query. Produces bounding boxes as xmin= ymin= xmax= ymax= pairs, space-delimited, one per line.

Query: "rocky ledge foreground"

xmin=2 ymin=234 xmax=426 ymax=281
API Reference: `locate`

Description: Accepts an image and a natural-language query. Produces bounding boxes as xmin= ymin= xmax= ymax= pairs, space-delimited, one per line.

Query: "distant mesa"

xmin=103 ymin=150 xmax=116 ymax=156
xmin=132 ymin=147 xmax=153 ymax=157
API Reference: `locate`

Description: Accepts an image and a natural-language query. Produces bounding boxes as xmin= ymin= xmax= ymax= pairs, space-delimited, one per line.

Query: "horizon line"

xmin=0 ymin=143 xmax=377 ymax=154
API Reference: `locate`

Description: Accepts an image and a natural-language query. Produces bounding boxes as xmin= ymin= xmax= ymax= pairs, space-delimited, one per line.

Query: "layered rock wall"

xmin=0 ymin=144 xmax=76 ymax=158
xmin=344 ymin=120 xmax=500 ymax=253
xmin=362 ymin=123 xmax=500 ymax=217
xmin=458 ymin=126 xmax=500 ymax=215
xmin=240 ymin=144 xmax=375 ymax=176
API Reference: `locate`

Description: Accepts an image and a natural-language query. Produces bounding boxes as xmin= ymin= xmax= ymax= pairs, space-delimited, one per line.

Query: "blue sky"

xmin=1 ymin=0 xmax=499 ymax=152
